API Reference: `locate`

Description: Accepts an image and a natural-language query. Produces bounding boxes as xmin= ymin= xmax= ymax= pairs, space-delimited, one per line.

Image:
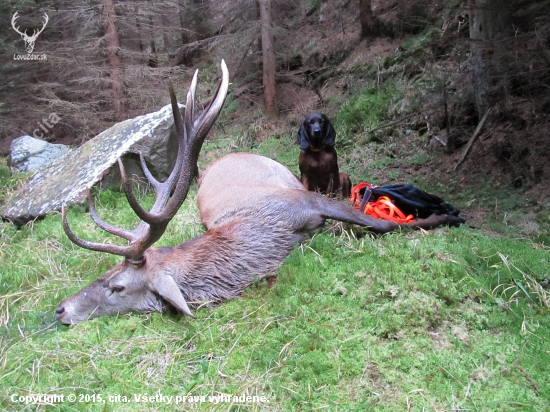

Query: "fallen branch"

xmin=366 ymin=112 xmax=420 ymax=134
xmin=454 ymin=108 xmax=491 ymax=171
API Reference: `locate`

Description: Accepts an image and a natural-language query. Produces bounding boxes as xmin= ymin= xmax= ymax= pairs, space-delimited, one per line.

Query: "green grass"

xmin=333 ymin=80 xmax=401 ymax=142
xmin=1 ymin=148 xmax=549 ymax=411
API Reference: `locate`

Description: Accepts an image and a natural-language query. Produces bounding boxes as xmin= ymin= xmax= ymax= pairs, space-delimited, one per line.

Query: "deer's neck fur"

xmin=153 ymin=218 xmax=307 ymax=307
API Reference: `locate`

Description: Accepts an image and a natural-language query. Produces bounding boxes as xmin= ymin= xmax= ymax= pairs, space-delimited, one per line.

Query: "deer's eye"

xmin=111 ymin=285 xmax=125 ymax=293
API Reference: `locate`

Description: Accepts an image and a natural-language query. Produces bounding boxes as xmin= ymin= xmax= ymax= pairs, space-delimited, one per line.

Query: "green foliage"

xmin=334 ymin=81 xmax=400 ymax=140
xmin=305 ymin=0 xmax=323 ymax=13
xmin=253 ymin=133 xmax=300 ymax=176
xmin=223 ymin=94 xmax=239 ymax=114
xmin=0 ymin=158 xmax=31 ymax=205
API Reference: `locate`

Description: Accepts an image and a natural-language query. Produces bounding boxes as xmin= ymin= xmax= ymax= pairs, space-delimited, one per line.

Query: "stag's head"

xmin=12 ymin=12 xmax=49 ymax=53
xmin=56 ymin=61 xmax=229 ymax=325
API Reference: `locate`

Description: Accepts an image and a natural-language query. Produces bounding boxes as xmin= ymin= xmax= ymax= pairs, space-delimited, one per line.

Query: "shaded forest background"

xmin=0 ymin=0 xmax=549 ymax=199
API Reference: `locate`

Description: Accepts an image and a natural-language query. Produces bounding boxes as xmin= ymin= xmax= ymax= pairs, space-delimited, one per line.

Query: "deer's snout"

xmin=55 ymin=303 xmax=80 ymax=325
xmin=55 ymin=305 xmax=72 ymax=325
xmin=55 ymin=304 xmax=71 ymax=325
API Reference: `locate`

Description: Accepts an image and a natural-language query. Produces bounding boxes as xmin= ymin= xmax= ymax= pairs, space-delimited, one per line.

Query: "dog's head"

xmin=296 ymin=113 xmax=336 ymax=151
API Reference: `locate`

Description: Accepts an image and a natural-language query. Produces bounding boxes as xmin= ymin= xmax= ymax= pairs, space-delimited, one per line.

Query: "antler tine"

xmin=137 ymin=152 xmax=162 ymax=190
xmin=117 ymin=158 xmax=170 ymax=258
xmin=183 ymin=70 xmax=198 ymax=143
xmin=162 ymin=60 xmax=229 ymax=217
xmin=191 ymin=60 xmax=229 ymax=145
xmin=162 ymin=79 xmax=187 ymax=191
xmin=118 ymin=148 xmax=172 ymax=229
xmin=62 ymin=203 xmax=134 ymax=258
xmin=169 ymin=80 xmax=185 ymax=151
xmin=87 ymin=189 xmax=135 ymax=242
xmin=128 ymin=82 xmax=189 ymax=202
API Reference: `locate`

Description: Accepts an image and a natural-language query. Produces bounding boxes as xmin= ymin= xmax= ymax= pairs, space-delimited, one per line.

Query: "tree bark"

xmin=147 ymin=7 xmax=158 ymax=68
xmin=178 ymin=0 xmax=189 ymax=46
xmin=468 ymin=0 xmax=511 ymax=116
xmin=102 ymin=0 xmax=125 ymax=120
xmin=359 ymin=0 xmax=377 ymax=38
xmin=259 ymin=0 xmax=279 ymax=118
xmin=54 ymin=0 xmax=69 ymax=40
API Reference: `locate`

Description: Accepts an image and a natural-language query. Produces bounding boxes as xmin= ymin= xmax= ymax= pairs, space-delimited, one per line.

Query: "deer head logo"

xmin=11 ymin=11 xmax=49 ymax=54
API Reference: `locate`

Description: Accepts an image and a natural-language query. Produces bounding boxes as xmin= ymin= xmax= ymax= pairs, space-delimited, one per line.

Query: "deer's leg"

xmin=306 ymin=193 xmax=461 ymax=234
xmin=310 ymin=195 xmax=398 ymax=233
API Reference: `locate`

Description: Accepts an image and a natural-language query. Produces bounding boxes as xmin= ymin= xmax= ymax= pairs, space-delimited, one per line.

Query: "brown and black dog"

xmin=296 ymin=113 xmax=351 ymax=198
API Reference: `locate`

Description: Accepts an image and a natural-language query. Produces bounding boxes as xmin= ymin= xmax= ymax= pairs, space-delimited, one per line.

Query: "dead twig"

xmin=514 ymin=362 xmax=540 ymax=394
xmin=366 ymin=112 xmax=419 ymax=134
xmin=454 ymin=108 xmax=491 ymax=171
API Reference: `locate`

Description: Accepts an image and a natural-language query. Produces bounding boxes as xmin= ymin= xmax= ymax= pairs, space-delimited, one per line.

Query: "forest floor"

xmin=2 ymin=0 xmax=549 ymax=239
xmin=202 ymin=29 xmax=550 ymax=243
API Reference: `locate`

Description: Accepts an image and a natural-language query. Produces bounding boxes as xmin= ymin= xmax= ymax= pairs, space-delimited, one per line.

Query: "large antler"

xmin=62 ymin=60 xmax=229 ymax=264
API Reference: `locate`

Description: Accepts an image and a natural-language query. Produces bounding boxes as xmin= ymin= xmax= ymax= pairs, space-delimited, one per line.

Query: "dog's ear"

xmin=297 ymin=120 xmax=310 ymax=149
xmin=323 ymin=115 xmax=336 ymax=146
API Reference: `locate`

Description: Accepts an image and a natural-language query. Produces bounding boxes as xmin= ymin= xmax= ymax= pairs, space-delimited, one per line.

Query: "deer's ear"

xmin=151 ymin=275 xmax=196 ymax=318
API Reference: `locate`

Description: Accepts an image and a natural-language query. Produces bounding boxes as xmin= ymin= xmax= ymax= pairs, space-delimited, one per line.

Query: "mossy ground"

xmin=1 ymin=134 xmax=549 ymax=411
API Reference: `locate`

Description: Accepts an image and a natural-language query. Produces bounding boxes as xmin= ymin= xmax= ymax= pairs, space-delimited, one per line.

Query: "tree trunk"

xmin=102 ymin=0 xmax=125 ymax=120
xmin=359 ymin=0 xmax=377 ymax=38
xmin=258 ymin=0 xmax=279 ymax=118
xmin=468 ymin=0 xmax=511 ymax=116
xmin=178 ymin=0 xmax=189 ymax=46
xmin=147 ymin=10 xmax=158 ymax=67
xmin=175 ymin=0 xmax=191 ymax=65
xmin=54 ymin=0 xmax=69 ymax=40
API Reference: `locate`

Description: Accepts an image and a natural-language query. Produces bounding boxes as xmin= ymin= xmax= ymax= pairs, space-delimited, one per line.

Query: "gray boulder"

xmin=9 ymin=135 xmax=70 ymax=173
xmin=1 ymin=103 xmax=183 ymax=227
